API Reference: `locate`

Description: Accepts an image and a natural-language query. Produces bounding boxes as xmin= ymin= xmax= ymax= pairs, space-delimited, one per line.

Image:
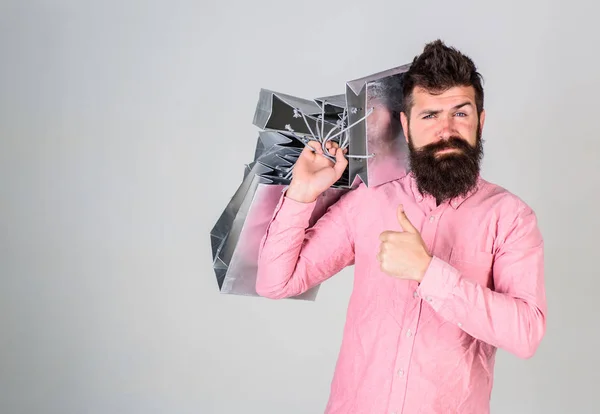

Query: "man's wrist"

xmin=285 ymin=183 xmax=319 ymax=203
xmin=415 ymin=255 xmax=433 ymax=283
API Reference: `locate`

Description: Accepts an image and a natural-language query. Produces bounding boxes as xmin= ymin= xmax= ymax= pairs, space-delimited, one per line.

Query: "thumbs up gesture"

xmin=377 ymin=205 xmax=432 ymax=282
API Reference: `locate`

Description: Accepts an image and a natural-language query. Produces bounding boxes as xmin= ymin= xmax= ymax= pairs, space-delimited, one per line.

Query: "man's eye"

xmin=422 ymin=114 xmax=434 ymax=119
xmin=455 ymin=112 xmax=467 ymax=117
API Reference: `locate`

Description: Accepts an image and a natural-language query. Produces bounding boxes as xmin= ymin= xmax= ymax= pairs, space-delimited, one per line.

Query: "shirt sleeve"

xmin=416 ymin=204 xmax=546 ymax=359
xmin=255 ymin=188 xmax=358 ymax=299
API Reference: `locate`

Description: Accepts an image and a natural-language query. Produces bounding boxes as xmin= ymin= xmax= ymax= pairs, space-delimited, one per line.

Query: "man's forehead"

xmin=412 ymin=86 xmax=476 ymax=107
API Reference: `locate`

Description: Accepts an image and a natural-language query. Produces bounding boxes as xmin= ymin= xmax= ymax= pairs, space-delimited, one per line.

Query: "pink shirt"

xmin=256 ymin=173 xmax=546 ymax=414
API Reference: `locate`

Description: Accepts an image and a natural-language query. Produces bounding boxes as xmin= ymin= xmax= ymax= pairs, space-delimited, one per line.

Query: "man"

xmin=255 ymin=40 xmax=546 ymax=414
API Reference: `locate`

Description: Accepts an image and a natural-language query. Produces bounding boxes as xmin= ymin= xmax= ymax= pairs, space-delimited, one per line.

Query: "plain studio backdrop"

xmin=1 ymin=1 xmax=598 ymax=413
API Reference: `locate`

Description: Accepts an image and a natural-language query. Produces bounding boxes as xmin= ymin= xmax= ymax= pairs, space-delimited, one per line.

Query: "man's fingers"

xmin=396 ymin=204 xmax=418 ymax=233
xmin=333 ymin=147 xmax=348 ymax=176
xmin=379 ymin=230 xmax=405 ymax=242
xmin=306 ymin=140 xmax=323 ymax=154
xmin=324 ymin=141 xmax=333 ymax=155
xmin=300 ymin=142 xmax=317 ymax=162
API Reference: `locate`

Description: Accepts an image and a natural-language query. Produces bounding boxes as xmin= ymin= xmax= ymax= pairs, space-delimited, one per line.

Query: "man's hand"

xmin=377 ymin=204 xmax=432 ymax=282
xmin=285 ymin=141 xmax=348 ymax=203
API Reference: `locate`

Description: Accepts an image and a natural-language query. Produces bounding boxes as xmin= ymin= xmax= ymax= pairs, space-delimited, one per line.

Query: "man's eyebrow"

xmin=453 ymin=101 xmax=473 ymax=110
xmin=417 ymin=102 xmax=473 ymax=117
xmin=418 ymin=109 xmax=441 ymax=117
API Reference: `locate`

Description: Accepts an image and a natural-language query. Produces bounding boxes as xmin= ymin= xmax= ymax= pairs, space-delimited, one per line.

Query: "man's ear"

xmin=400 ymin=111 xmax=409 ymax=143
xmin=479 ymin=109 xmax=486 ymax=133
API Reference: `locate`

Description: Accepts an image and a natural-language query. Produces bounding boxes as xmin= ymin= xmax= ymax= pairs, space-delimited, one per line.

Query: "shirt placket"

xmin=387 ymin=285 xmax=422 ymax=414
xmin=387 ymin=205 xmax=445 ymax=414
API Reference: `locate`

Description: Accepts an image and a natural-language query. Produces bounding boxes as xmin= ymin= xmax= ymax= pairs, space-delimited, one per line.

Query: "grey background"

xmin=0 ymin=1 xmax=596 ymax=413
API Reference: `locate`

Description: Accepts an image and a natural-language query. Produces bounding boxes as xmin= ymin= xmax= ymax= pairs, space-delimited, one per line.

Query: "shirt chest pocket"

xmin=448 ymin=247 xmax=495 ymax=289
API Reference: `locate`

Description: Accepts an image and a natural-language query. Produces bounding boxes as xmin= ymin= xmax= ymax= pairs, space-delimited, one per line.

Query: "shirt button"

xmin=458 ymin=322 xmax=463 ymax=328
xmin=426 ymin=296 xmax=433 ymax=302
xmin=413 ymin=291 xmax=419 ymax=298
xmin=397 ymin=368 xmax=404 ymax=377
xmin=429 ymin=216 xmax=435 ymax=222
xmin=406 ymin=329 xmax=412 ymax=337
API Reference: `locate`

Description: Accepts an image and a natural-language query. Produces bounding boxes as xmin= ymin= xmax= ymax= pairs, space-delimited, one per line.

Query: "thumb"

xmin=397 ymin=204 xmax=417 ymax=233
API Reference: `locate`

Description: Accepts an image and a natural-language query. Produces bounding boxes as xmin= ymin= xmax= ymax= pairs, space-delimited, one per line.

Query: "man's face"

xmin=399 ymin=86 xmax=485 ymax=202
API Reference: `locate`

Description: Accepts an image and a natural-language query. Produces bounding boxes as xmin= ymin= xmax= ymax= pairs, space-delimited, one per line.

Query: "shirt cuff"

xmin=417 ymin=256 xmax=462 ymax=311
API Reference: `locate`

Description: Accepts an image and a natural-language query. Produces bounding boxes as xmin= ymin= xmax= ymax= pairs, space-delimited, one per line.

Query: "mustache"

xmin=417 ymin=136 xmax=473 ymax=154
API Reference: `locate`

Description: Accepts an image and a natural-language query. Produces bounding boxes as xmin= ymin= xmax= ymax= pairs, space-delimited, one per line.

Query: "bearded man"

xmin=256 ymin=39 xmax=546 ymax=414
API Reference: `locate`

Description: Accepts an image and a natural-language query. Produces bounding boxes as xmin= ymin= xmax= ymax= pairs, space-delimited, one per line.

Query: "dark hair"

xmin=402 ymin=39 xmax=484 ymax=117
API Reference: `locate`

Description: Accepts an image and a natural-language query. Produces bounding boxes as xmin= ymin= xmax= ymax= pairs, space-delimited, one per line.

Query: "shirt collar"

xmin=408 ymin=172 xmax=484 ymax=209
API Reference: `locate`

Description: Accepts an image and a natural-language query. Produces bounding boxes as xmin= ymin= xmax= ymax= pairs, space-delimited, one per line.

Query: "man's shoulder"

xmin=478 ymin=178 xmax=543 ymax=246
xmin=336 ymin=177 xmax=411 ymax=212
xmin=345 ymin=176 xmax=409 ymax=196
xmin=479 ymin=178 xmax=537 ymax=217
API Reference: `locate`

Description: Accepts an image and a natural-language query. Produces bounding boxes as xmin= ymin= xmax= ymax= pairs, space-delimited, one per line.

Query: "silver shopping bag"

xmin=211 ymin=63 xmax=412 ymax=299
xmin=211 ymin=161 xmax=349 ymax=300
xmin=345 ymin=63 xmax=411 ymax=187
xmin=251 ymin=64 xmax=411 ymax=189
xmin=243 ymin=131 xmax=303 ymax=183
xmin=253 ymin=89 xmax=346 ymax=139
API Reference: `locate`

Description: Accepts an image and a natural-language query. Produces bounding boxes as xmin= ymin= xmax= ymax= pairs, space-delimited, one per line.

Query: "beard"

xmin=407 ymin=128 xmax=483 ymax=203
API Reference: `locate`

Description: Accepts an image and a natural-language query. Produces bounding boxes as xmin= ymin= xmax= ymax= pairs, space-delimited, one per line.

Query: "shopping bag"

xmin=211 ymin=162 xmax=349 ymax=300
xmin=345 ymin=63 xmax=411 ymax=187
xmin=211 ymin=63 xmax=413 ymax=299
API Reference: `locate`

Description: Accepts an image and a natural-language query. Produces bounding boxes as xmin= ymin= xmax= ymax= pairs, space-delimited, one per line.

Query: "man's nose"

xmin=437 ymin=116 xmax=454 ymax=140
